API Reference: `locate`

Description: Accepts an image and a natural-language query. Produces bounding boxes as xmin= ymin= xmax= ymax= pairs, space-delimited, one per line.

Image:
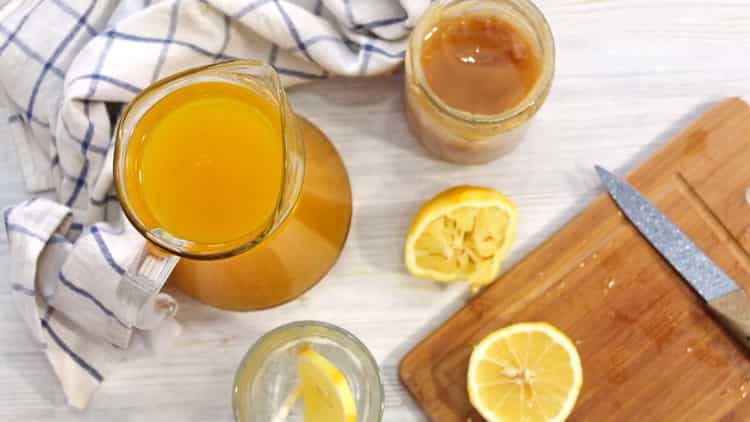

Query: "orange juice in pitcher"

xmin=124 ymin=81 xmax=285 ymax=246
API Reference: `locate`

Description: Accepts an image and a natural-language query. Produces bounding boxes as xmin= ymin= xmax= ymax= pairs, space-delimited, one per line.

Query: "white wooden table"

xmin=2 ymin=1 xmax=750 ymax=421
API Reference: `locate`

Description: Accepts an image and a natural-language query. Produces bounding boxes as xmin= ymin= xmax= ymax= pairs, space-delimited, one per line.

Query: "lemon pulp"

xmin=467 ymin=322 xmax=583 ymax=422
xmin=404 ymin=186 xmax=517 ymax=288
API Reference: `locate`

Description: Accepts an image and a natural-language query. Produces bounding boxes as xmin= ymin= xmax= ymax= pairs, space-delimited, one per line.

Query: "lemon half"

xmin=467 ymin=323 xmax=583 ymax=422
xmin=404 ymin=186 xmax=517 ymax=288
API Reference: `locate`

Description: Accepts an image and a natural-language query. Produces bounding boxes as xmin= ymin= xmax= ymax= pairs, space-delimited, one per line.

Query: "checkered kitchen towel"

xmin=0 ymin=0 xmax=428 ymax=409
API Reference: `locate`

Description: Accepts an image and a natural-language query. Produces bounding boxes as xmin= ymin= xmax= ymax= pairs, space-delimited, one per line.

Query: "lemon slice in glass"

xmin=467 ymin=322 xmax=583 ymax=422
xmin=404 ymin=186 xmax=517 ymax=289
xmin=297 ymin=345 xmax=357 ymax=422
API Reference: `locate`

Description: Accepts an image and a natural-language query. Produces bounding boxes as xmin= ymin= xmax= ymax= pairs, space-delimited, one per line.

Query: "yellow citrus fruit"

xmin=404 ymin=186 xmax=517 ymax=289
xmin=467 ymin=322 xmax=583 ymax=422
xmin=297 ymin=345 xmax=357 ymax=422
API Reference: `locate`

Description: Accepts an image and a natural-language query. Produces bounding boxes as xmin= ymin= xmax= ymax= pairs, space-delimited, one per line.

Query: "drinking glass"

xmin=233 ymin=321 xmax=384 ymax=422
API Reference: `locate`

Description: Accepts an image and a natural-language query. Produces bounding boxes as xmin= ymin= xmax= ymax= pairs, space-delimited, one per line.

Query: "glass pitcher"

xmin=113 ymin=60 xmax=351 ymax=323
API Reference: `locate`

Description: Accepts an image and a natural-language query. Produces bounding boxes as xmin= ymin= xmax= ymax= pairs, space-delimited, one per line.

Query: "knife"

xmin=595 ymin=165 xmax=750 ymax=349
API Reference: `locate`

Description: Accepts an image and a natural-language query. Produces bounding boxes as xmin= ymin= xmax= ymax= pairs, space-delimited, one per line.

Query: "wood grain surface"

xmin=400 ymin=99 xmax=750 ymax=421
xmin=2 ymin=1 xmax=750 ymax=421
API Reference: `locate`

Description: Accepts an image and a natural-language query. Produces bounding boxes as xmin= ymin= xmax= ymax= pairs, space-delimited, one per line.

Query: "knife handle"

xmin=707 ymin=290 xmax=750 ymax=349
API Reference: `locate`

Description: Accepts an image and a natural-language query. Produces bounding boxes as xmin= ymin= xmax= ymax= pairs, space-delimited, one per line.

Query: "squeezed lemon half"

xmin=404 ymin=186 xmax=518 ymax=289
xmin=297 ymin=345 xmax=357 ymax=422
xmin=467 ymin=323 xmax=583 ymax=422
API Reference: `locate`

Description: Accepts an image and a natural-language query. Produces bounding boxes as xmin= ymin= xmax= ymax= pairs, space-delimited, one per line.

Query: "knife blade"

xmin=595 ymin=165 xmax=750 ymax=348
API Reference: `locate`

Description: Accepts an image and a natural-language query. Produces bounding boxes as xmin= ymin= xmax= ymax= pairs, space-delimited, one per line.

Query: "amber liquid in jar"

xmin=421 ymin=15 xmax=541 ymax=115
xmin=404 ymin=0 xmax=554 ymax=164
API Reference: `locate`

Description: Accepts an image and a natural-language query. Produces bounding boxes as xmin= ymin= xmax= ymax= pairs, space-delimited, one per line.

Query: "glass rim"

xmin=113 ymin=59 xmax=303 ymax=260
xmin=232 ymin=320 xmax=385 ymax=422
xmin=409 ymin=0 xmax=556 ymax=125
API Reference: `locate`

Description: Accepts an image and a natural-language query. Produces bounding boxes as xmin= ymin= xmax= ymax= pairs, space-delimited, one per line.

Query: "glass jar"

xmin=233 ymin=321 xmax=384 ymax=422
xmin=404 ymin=0 xmax=555 ymax=164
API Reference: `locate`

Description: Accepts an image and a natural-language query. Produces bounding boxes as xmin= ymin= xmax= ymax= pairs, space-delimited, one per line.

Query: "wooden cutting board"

xmin=400 ymin=98 xmax=750 ymax=421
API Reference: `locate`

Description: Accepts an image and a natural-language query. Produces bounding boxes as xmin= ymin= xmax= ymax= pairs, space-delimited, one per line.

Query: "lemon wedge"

xmin=467 ymin=322 xmax=583 ymax=422
xmin=297 ymin=345 xmax=357 ymax=422
xmin=404 ymin=186 xmax=517 ymax=289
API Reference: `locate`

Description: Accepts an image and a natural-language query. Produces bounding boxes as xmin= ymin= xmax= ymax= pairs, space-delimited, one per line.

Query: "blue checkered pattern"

xmin=0 ymin=0 xmax=428 ymax=410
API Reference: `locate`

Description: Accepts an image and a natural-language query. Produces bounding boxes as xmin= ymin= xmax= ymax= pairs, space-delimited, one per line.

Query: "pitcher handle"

xmin=116 ymin=244 xmax=179 ymax=327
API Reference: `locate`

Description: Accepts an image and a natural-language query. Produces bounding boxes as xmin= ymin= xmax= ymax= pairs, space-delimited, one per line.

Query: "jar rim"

xmin=408 ymin=0 xmax=556 ymax=125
